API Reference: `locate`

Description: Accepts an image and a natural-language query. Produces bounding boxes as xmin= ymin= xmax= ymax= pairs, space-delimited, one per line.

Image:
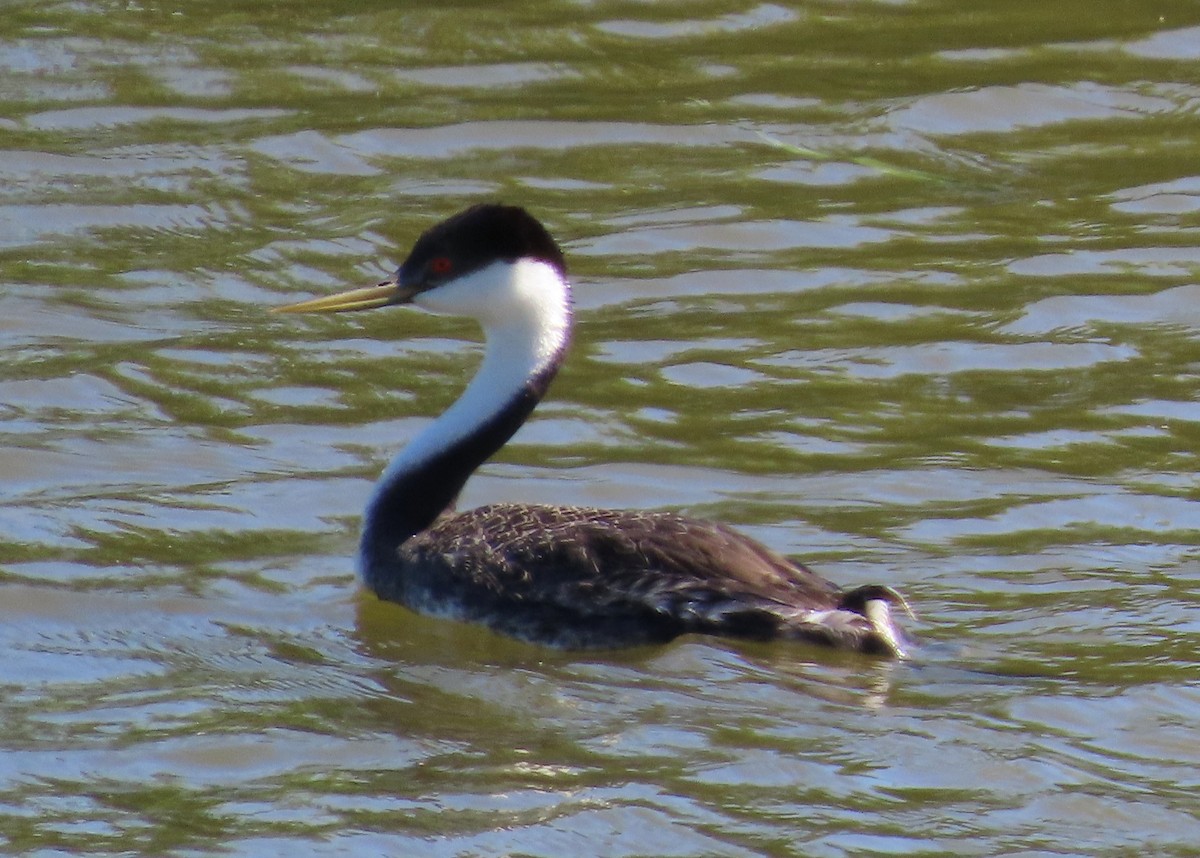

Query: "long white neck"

xmin=359 ymin=259 xmax=572 ymax=579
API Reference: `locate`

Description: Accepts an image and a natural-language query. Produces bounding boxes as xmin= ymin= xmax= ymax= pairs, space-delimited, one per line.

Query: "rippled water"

xmin=2 ymin=2 xmax=1199 ymax=855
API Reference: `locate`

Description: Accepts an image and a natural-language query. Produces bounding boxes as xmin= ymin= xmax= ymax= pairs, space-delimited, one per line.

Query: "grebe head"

xmin=273 ymin=204 xmax=567 ymax=323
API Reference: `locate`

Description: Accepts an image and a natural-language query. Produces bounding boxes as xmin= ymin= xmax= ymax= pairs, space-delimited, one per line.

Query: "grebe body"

xmin=277 ymin=205 xmax=910 ymax=656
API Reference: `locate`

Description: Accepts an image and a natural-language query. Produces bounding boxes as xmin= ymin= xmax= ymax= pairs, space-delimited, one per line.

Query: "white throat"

xmin=368 ymin=257 xmax=572 ymax=511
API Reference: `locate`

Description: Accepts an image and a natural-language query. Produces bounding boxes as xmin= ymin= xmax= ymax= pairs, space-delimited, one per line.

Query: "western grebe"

xmin=276 ymin=204 xmax=911 ymax=655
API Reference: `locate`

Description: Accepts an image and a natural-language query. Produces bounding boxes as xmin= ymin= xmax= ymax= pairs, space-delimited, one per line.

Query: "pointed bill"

xmin=272 ymin=278 xmax=414 ymax=314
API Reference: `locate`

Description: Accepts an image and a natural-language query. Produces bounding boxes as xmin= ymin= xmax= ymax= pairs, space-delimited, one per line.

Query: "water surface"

xmin=2 ymin=1 xmax=1199 ymax=855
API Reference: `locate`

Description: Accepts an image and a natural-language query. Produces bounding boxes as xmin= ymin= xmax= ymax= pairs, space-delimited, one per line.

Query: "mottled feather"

xmin=366 ymin=503 xmax=904 ymax=653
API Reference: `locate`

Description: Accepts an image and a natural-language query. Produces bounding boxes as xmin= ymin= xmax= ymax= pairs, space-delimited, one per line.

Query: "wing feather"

xmin=384 ymin=503 xmax=897 ymax=649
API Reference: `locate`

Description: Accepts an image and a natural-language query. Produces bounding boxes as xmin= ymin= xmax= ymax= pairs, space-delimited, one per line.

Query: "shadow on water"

xmin=352 ymin=591 xmax=1057 ymax=725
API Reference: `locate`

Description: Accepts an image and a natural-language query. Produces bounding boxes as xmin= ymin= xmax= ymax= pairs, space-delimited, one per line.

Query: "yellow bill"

xmin=273 ymin=280 xmax=410 ymax=314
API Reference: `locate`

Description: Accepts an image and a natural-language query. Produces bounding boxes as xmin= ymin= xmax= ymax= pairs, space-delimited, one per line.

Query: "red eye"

xmin=430 ymin=256 xmax=453 ymax=275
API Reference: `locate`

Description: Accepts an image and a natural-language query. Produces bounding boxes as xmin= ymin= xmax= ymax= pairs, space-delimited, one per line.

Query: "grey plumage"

xmin=367 ymin=503 xmax=908 ymax=654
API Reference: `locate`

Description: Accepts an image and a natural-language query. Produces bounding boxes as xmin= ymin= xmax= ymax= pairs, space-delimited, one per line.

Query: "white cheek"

xmin=413 ymin=267 xmax=495 ymax=317
xmin=412 ymin=260 xmax=570 ymax=339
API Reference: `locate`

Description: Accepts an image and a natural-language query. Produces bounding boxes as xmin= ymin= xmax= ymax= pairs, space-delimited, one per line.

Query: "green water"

xmin=2 ymin=1 xmax=1199 ymax=854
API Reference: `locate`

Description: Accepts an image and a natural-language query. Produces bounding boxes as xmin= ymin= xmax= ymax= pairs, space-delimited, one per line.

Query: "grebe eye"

xmin=429 ymin=256 xmax=453 ymax=275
